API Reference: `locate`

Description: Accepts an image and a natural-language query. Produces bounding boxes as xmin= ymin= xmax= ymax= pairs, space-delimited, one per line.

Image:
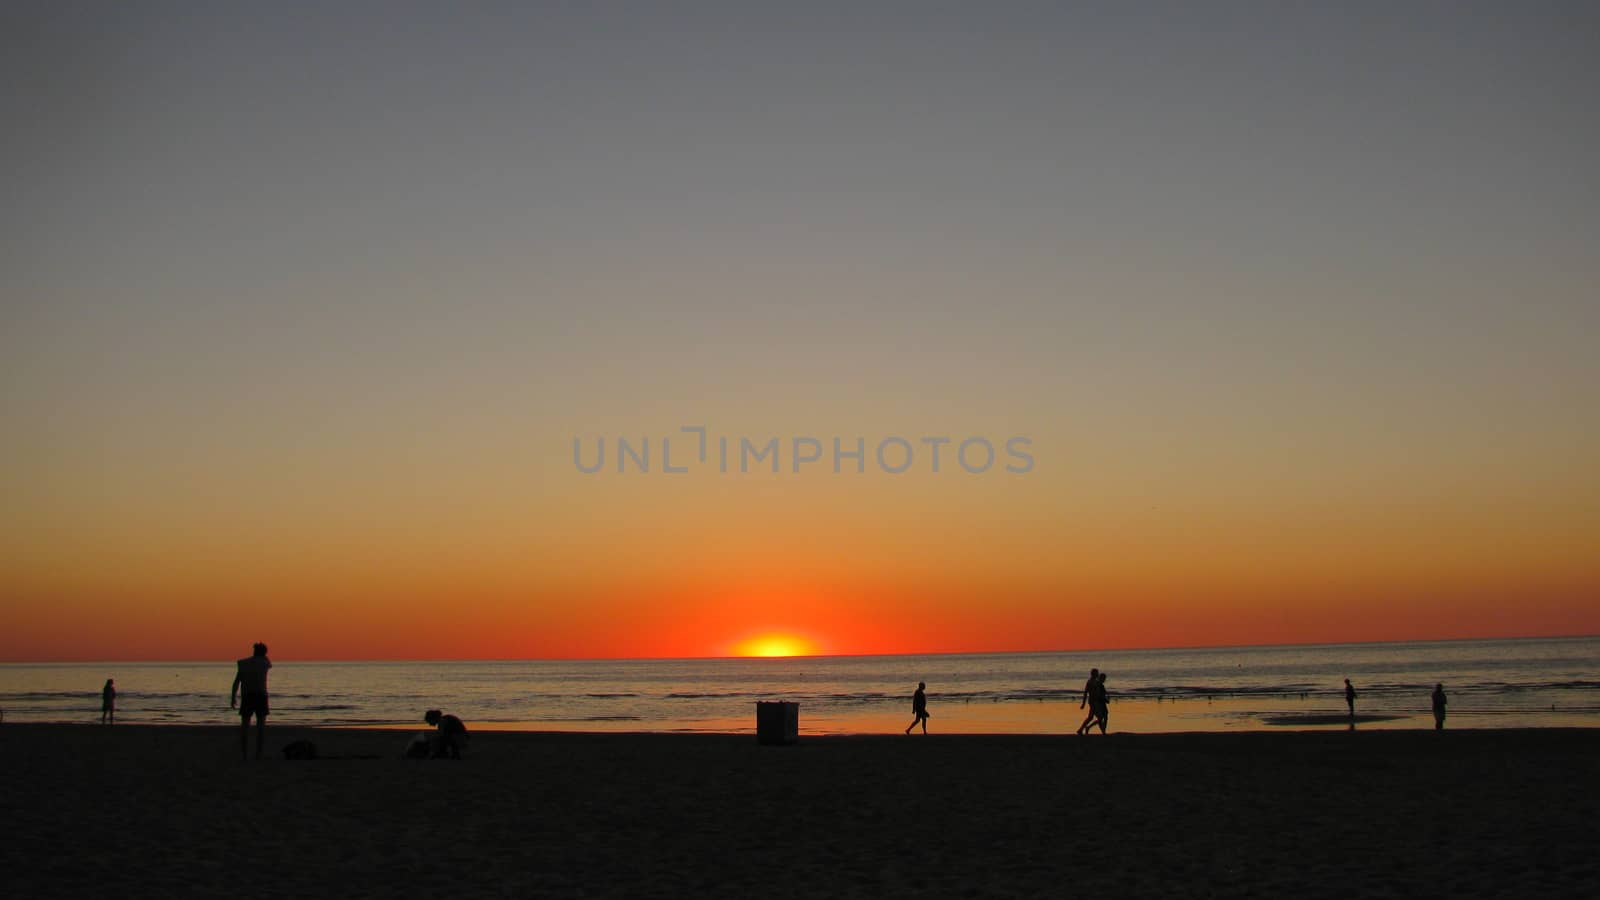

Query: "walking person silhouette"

xmin=1344 ymin=678 xmax=1358 ymax=720
xmin=101 ymin=679 xmax=115 ymax=725
xmin=1076 ymin=668 xmax=1100 ymax=735
xmin=1090 ymin=671 xmax=1109 ymax=734
xmin=905 ymin=682 xmax=929 ymax=734
xmin=1431 ymin=683 xmax=1447 ymax=730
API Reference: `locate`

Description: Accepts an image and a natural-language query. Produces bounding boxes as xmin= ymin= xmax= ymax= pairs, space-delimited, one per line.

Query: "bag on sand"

xmin=282 ymin=740 xmax=318 ymax=760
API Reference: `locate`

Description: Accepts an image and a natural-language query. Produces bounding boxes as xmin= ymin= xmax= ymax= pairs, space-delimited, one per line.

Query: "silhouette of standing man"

xmin=905 ymin=682 xmax=929 ymax=734
xmin=1344 ymin=678 xmax=1357 ymax=720
xmin=1431 ymin=683 xmax=1447 ymax=730
xmin=101 ymin=678 xmax=115 ymax=725
xmin=230 ymin=642 xmax=272 ymax=760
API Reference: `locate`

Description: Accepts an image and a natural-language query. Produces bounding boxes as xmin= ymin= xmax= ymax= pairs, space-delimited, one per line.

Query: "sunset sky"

xmin=3 ymin=3 xmax=1596 ymax=661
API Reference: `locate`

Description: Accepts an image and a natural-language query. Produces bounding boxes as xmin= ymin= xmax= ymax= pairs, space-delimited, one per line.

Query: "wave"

xmin=5 ymin=679 xmax=1594 ymax=714
xmin=521 ymin=715 xmax=642 ymax=722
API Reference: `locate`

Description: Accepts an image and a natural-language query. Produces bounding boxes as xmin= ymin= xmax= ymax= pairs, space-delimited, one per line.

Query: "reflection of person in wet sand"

xmin=101 ymin=679 xmax=115 ymax=725
xmin=1344 ymin=678 xmax=1357 ymax=718
xmin=1076 ymin=668 xmax=1100 ymax=735
xmin=230 ymin=642 xmax=272 ymax=760
xmin=1431 ymin=683 xmax=1447 ymax=730
xmin=905 ymin=682 xmax=929 ymax=734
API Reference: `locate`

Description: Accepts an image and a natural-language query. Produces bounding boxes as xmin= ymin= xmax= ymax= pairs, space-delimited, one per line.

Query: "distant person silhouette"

xmin=1431 ymin=683 xmax=1447 ymax=730
xmin=425 ymin=709 xmax=468 ymax=758
xmin=1344 ymin=678 xmax=1357 ymax=719
xmin=905 ymin=682 xmax=929 ymax=734
xmin=1076 ymin=668 xmax=1100 ymax=735
xmin=101 ymin=679 xmax=115 ymax=725
xmin=230 ymin=642 xmax=272 ymax=760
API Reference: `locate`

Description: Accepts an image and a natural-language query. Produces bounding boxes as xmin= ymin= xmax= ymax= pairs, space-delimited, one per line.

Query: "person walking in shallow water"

xmin=1079 ymin=672 xmax=1109 ymax=735
xmin=1431 ymin=683 xmax=1447 ymax=730
xmin=230 ymin=642 xmax=272 ymax=760
xmin=101 ymin=679 xmax=115 ymax=725
xmin=1344 ymin=678 xmax=1358 ymax=719
xmin=905 ymin=682 xmax=929 ymax=734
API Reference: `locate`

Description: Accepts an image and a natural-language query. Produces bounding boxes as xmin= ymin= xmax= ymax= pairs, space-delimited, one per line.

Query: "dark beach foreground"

xmin=5 ymin=725 xmax=1596 ymax=899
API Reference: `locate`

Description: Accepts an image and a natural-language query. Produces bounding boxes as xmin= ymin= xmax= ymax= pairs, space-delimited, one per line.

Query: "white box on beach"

xmin=756 ymin=701 xmax=799 ymax=745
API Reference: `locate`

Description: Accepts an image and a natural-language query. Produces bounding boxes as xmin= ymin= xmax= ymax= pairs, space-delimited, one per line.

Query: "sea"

xmin=3 ymin=636 xmax=1596 ymax=735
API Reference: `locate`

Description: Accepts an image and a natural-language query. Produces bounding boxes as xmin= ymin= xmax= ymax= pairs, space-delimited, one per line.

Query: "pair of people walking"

xmin=1077 ymin=668 xmax=1109 ymax=735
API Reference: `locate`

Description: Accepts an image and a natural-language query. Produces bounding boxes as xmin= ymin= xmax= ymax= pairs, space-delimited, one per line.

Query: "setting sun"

xmin=733 ymin=633 xmax=820 ymax=658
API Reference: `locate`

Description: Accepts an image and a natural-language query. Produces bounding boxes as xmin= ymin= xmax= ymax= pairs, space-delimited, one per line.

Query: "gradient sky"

xmin=3 ymin=2 xmax=1597 ymax=660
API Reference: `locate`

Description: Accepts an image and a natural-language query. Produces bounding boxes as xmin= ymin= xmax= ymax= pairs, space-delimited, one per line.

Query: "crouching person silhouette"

xmin=425 ymin=709 xmax=468 ymax=759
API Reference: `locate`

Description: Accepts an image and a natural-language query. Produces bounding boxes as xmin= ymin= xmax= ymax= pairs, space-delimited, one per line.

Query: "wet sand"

xmin=5 ymin=725 xmax=1596 ymax=898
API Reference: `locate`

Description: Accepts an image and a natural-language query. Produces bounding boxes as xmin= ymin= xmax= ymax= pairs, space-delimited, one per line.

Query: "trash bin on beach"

xmin=756 ymin=701 xmax=799 ymax=745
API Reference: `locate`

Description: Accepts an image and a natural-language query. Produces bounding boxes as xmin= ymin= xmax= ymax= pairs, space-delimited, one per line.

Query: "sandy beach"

xmin=4 ymin=725 xmax=1596 ymax=898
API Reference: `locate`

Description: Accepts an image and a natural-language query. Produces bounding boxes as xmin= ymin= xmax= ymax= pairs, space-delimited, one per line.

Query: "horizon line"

xmin=3 ymin=631 xmax=1594 ymax=666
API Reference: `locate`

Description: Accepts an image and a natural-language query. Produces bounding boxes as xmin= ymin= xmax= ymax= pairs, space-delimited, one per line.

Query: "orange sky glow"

xmin=2 ymin=417 xmax=1598 ymax=661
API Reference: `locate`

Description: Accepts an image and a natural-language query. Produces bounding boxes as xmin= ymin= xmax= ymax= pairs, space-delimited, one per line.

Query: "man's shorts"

xmin=239 ymin=693 xmax=269 ymax=720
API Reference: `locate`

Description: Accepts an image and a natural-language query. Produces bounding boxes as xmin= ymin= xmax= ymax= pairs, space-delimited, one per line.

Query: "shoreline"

xmin=8 ymin=701 xmax=1596 ymax=734
xmin=8 ymin=720 xmax=1600 ymax=736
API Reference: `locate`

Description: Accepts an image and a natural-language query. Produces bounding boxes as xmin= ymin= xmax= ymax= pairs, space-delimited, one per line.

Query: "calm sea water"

xmin=3 ymin=637 xmax=1596 ymax=734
